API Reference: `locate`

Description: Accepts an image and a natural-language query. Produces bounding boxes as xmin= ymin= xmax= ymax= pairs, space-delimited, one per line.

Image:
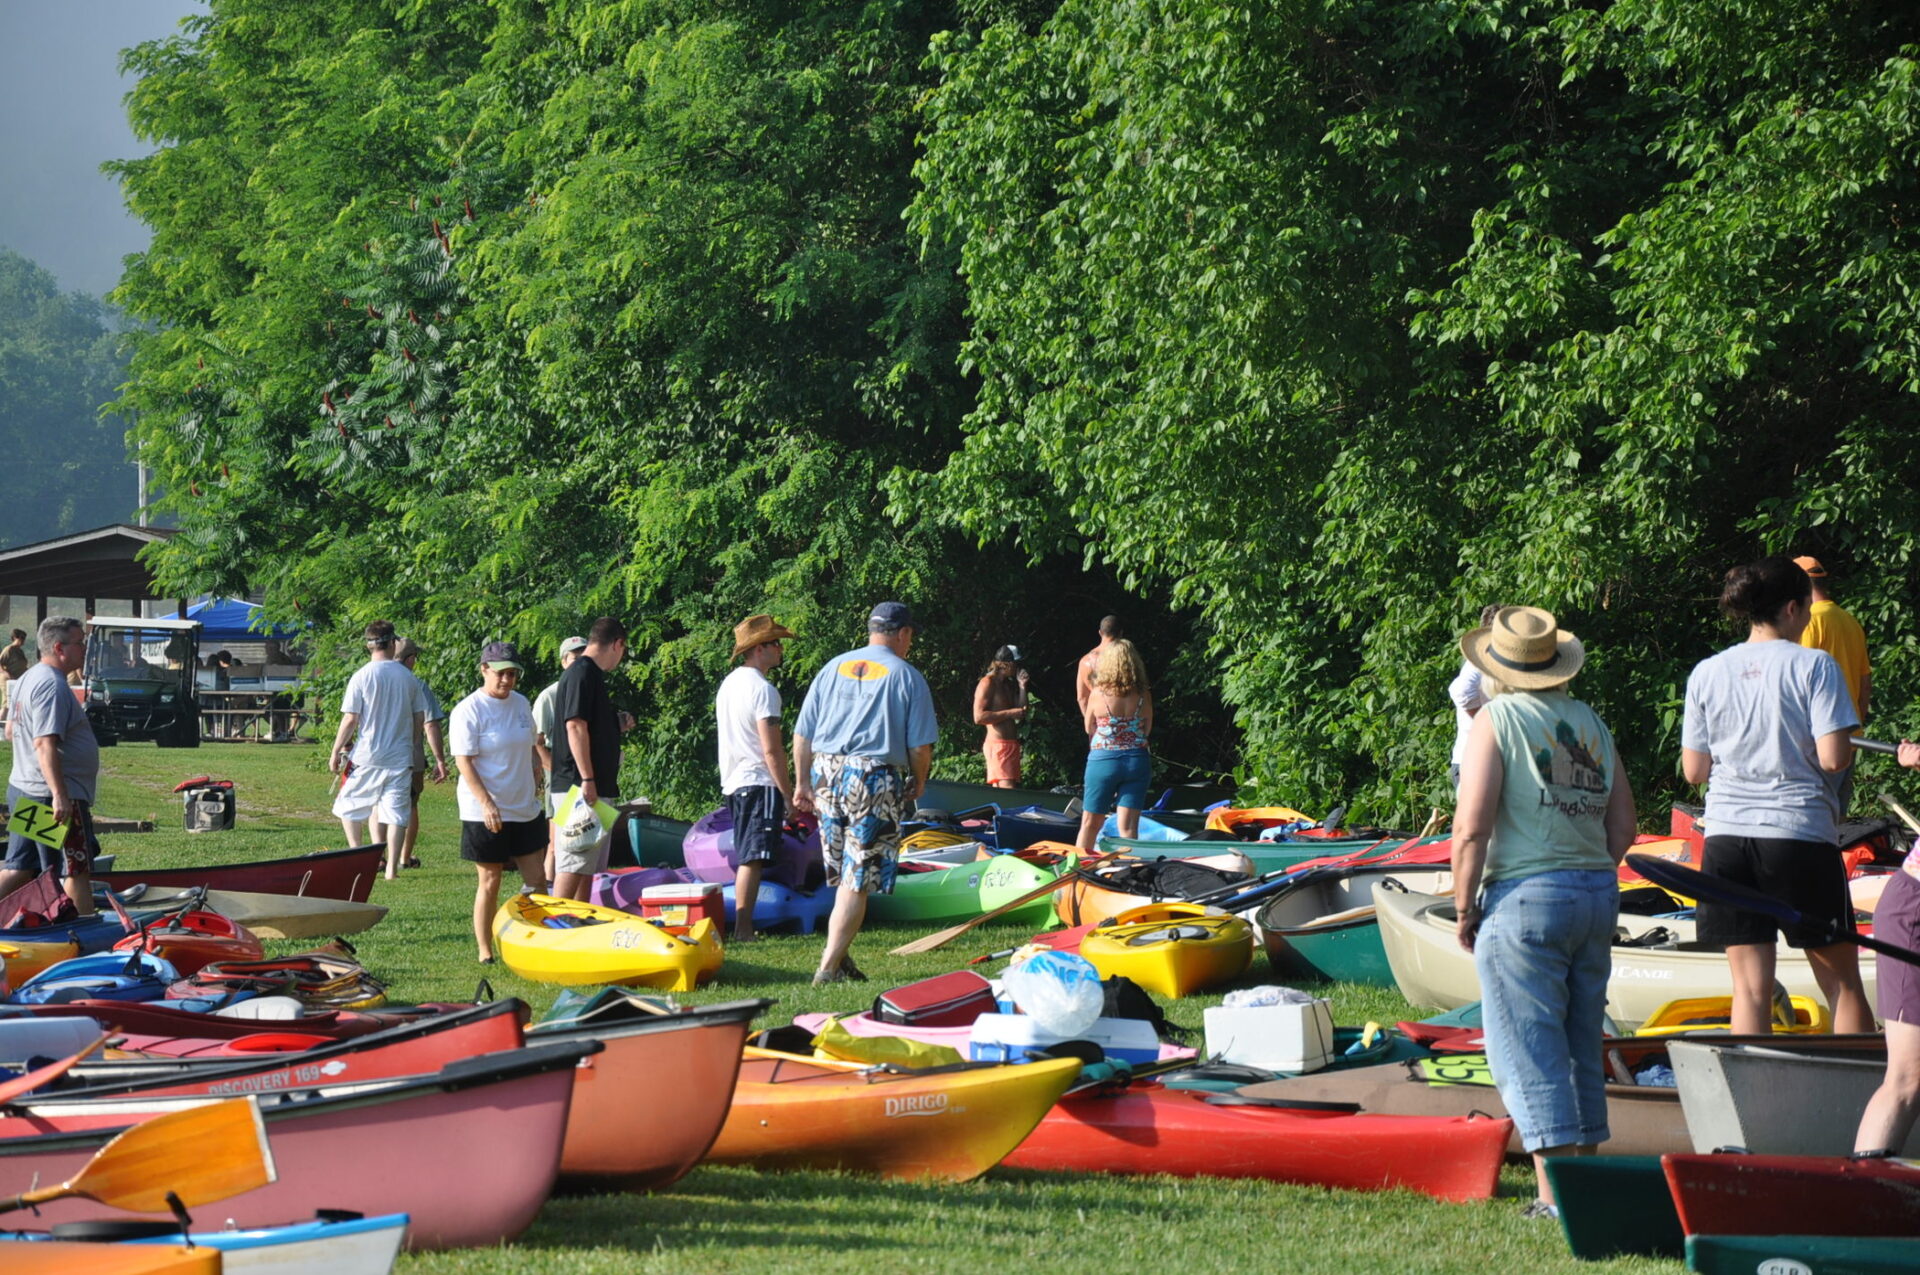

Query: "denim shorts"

xmin=1083 ymin=749 xmax=1150 ymax=816
xmin=1473 ymin=868 xmax=1618 ymax=1153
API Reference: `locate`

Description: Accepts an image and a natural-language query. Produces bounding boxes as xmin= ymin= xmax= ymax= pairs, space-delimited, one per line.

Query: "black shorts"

xmin=460 ymin=817 xmax=547 ymax=866
xmin=726 ymin=785 xmax=786 ymax=865
xmin=1696 ymin=834 xmax=1857 ymax=949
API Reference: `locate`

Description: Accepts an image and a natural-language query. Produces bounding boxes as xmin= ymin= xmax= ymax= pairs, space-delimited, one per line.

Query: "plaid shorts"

xmin=812 ymin=754 xmax=909 ymax=894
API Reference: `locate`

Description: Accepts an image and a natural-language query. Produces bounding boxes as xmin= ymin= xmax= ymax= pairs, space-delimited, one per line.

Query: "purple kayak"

xmin=682 ymin=806 xmax=824 ymax=891
xmin=592 ymin=866 xmax=699 ymax=912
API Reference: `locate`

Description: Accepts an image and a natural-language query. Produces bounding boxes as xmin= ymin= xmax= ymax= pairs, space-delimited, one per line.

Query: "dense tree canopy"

xmin=112 ymin=0 xmax=1920 ymax=820
xmin=0 ymin=248 xmax=133 ymax=546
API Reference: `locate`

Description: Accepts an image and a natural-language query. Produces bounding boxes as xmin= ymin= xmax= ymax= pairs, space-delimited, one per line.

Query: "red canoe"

xmin=1664 ymin=1153 xmax=1920 ymax=1237
xmin=530 ymin=995 xmax=769 ymax=1188
xmin=0 ymin=1040 xmax=593 ymax=1250
xmin=31 ymin=999 xmax=525 ymax=1099
xmin=98 ymin=844 xmax=384 ymax=903
xmin=1003 ymin=1084 xmax=1512 ymax=1201
xmin=0 ymin=999 xmax=394 ymax=1054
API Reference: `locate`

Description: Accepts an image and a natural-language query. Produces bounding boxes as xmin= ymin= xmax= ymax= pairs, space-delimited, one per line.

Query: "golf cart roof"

xmin=86 ymin=616 xmax=202 ymax=632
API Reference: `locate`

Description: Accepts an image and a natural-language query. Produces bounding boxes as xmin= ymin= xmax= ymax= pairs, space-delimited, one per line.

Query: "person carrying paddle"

xmin=1679 ymin=556 xmax=1873 ymax=1037
xmin=717 ymin=613 xmax=798 ymax=942
xmin=1453 ymin=606 xmax=1637 ymax=1220
xmin=792 ymin=601 xmax=937 ymax=985
xmin=1854 ymin=742 xmax=1920 ymax=1157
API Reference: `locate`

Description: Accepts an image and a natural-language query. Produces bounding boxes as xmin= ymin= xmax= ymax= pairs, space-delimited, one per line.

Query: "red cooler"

xmin=639 ymin=882 xmax=724 ymax=928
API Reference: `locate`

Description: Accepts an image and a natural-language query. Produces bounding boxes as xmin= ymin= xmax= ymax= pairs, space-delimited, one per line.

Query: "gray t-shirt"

xmin=340 ymin=659 xmax=430 ymax=771
xmin=1682 ymin=639 xmax=1858 ymax=843
xmin=8 ymin=660 xmax=99 ymax=803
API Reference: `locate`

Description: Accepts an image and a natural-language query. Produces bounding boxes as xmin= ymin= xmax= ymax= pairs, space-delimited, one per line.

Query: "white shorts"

xmin=332 ymin=765 xmax=413 ymax=828
xmin=553 ymin=830 xmax=611 ymax=878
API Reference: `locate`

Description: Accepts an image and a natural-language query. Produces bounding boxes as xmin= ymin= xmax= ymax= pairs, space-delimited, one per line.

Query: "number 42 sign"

xmin=6 ymin=799 xmax=69 ymax=850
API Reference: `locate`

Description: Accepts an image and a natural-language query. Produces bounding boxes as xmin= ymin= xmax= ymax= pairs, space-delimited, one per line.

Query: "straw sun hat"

xmin=1459 ymin=606 xmax=1585 ymax=690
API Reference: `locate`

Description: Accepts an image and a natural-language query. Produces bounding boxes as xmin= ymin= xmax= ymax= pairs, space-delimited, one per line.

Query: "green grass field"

xmin=34 ymin=740 xmax=1687 ymax=1274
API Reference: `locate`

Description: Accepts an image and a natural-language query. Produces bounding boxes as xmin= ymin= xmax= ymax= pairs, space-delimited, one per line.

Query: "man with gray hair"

xmin=792 ymin=601 xmax=937 ymax=984
xmin=0 ymin=617 xmax=101 ymax=912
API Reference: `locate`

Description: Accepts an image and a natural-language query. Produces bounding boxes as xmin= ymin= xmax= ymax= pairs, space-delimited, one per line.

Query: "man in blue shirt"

xmin=793 ymin=601 xmax=938 ymax=984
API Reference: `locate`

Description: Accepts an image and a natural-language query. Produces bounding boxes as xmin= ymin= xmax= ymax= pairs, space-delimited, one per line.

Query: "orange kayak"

xmin=704 ymin=1048 xmax=1080 ymax=1181
xmin=1056 ymin=851 xmax=1255 ymax=927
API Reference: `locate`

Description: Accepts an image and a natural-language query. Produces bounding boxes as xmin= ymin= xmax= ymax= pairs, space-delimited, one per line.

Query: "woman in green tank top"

xmin=1453 ymin=607 xmax=1637 ymax=1220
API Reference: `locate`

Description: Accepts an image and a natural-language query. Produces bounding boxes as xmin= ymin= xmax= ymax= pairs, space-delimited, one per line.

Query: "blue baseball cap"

xmin=868 ymin=601 xmax=916 ymax=630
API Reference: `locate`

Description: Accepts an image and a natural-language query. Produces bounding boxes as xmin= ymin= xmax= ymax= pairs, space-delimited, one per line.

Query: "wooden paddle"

xmin=0 ymin=1096 xmax=275 ymax=1215
xmin=891 ymin=853 xmax=1115 ymax=955
xmin=1880 ymin=790 xmax=1920 ymax=836
xmin=0 ymin=1032 xmax=107 ymax=1104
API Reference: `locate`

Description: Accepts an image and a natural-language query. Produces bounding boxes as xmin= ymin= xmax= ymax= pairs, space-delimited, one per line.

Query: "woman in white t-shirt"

xmin=452 ymin=640 xmax=549 ymax=963
xmin=1680 ymin=557 xmax=1871 ymax=1036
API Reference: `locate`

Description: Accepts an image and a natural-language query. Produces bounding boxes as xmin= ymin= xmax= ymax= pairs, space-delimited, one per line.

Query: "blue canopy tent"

xmin=185 ymin=597 xmax=304 ymax=644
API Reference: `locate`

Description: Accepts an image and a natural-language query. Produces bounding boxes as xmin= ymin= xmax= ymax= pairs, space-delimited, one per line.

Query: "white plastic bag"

xmin=553 ymin=785 xmax=617 ymax=860
xmin=1003 ymin=949 xmax=1104 ymax=1037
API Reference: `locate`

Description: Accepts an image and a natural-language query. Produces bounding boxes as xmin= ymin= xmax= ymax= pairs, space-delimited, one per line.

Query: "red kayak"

xmin=97 ymin=843 xmax=384 ymax=902
xmin=0 ymin=1040 xmax=592 ymax=1250
xmin=1664 ymin=1153 xmax=1920 ymax=1237
xmin=111 ymin=910 xmax=264 ymax=975
xmin=0 ymin=999 xmax=394 ymax=1054
xmin=1004 ymin=1084 xmax=1512 ymax=1201
xmin=30 ymin=999 xmax=525 ymax=1099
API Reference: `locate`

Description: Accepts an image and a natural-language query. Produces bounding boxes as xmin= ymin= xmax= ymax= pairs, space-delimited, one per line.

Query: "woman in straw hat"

xmin=1680 ymin=557 xmax=1871 ymax=1036
xmin=1453 ymin=606 xmax=1637 ymax=1219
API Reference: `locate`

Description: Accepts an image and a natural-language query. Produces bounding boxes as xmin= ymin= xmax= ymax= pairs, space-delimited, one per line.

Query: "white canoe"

xmin=1669 ymin=1037 xmax=1910 ymax=1155
xmin=1373 ymin=886 xmax=1876 ymax=1032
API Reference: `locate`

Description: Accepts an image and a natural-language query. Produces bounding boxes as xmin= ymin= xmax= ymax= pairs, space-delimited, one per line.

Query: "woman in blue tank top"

xmin=1454 ymin=607 xmax=1637 ymax=1220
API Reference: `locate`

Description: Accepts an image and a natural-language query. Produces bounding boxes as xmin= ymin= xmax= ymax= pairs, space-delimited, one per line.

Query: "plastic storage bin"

xmin=1203 ymin=998 xmax=1335 ymax=1073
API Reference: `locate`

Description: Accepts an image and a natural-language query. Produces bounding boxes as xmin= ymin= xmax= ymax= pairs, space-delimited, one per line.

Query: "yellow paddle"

xmin=0 ymin=1096 xmax=276 ymax=1215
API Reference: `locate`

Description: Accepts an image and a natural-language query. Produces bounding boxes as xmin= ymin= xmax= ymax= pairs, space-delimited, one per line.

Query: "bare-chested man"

xmin=973 ymin=645 xmax=1031 ymax=788
xmin=1076 ymin=616 xmax=1124 ymax=716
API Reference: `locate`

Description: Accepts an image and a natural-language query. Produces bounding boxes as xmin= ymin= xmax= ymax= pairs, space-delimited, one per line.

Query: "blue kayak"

xmin=9 ymin=951 xmax=178 ymax=1004
xmin=722 ymin=881 xmax=833 ymax=935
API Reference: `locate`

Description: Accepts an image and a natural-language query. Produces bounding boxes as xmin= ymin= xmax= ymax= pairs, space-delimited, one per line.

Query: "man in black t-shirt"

xmin=549 ymin=616 xmax=633 ymax=899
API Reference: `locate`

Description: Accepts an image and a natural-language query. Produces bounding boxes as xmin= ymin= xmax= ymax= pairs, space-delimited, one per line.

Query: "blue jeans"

xmin=1474 ymin=869 xmax=1617 ymax=1152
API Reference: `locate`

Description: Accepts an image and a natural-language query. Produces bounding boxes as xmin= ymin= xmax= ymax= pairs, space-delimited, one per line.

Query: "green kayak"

xmin=1687 ymin=1234 xmax=1920 ymax=1275
xmin=1256 ymin=865 xmax=1454 ymax=985
xmin=866 ymin=854 xmax=1061 ymax=927
xmin=1545 ymin=1155 xmax=1683 ymax=1260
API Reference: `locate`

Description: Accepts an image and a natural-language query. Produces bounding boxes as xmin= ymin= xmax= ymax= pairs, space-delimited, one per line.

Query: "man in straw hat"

xmin=793 ymin=601 xmax=938 ymax=984
xmin=717 ymin=614 xmax=797 ymax=941
xmin=1794 ymin=554 xmax=1870 ymax=814
xmin=1451 ymin=605 xmax=1636 ymax=1221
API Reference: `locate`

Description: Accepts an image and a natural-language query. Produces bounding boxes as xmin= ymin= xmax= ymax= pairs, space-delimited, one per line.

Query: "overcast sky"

xmin=0 ymin=1 xmax=206 ymax=299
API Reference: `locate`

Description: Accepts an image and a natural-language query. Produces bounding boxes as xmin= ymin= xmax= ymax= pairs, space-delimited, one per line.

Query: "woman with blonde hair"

xmin=1075 ymin=639 xmax=1153 ymax=852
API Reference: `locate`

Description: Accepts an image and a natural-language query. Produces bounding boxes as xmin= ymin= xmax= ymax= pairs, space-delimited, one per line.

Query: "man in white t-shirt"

xmin=716 ymin=614 xmax=796 ymax=941
xmin=1448 ymin=606 xmax=1503 ymax=789
xmin=329 ymin=620 xmax=430 ymax=880
xmin=532 ymin=635 xmax=587 ymax=884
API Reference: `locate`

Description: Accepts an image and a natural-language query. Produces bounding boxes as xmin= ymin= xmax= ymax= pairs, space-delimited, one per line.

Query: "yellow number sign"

xmin=6 ymin=799 xmax=69 ymax=850
xmin=1415 ymin=1054 xmax=1498 ymax=1088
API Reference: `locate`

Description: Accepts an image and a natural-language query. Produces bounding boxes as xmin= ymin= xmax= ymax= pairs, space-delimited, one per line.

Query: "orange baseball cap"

xmin=1791 ymin=555 xmax=1828 ymax=578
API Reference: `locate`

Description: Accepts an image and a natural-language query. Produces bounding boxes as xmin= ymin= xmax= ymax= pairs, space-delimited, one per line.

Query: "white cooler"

xmin=968 ymin=1012 xmax=1161 ymax=1065
xmin=1203 ymin=998 xmax=1335 ymax=1073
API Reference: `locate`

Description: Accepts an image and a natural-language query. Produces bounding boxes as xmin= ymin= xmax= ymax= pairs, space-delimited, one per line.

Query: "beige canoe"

xmin=1374 ymin=885 xmax=1875 ymax=1032
xmin=125 ymin=885 xmax=388 ymax=940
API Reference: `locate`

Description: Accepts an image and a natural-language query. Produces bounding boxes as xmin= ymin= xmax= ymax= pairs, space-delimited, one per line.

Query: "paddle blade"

xmin=1627 ymin=855 xmax=1802 ymax=926
xmin=43 ymin=1097 xmax=274 ymax=1214
xmin=890 ymin=870 xmax=1076 ymax=956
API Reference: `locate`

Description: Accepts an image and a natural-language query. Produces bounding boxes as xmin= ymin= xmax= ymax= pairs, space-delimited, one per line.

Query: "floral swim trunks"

xmin=811 ymin=753 xmax=910 ymax=894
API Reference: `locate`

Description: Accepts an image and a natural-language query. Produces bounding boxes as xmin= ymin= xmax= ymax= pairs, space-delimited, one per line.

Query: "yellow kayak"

xmin=705 ymin=1047 xmax=1080 ymax=1181
xmin=0 ymin=937 xmax=82 ymax=985
xmin=495 ymin=893 xmax=723 ymax=990
xmin=1079 ymin=901 xmax=1253 ymax=998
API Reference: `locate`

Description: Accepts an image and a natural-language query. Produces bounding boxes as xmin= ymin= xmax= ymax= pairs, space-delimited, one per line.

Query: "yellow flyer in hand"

xmin=553 ymin=785 xmax=619 ymax=843
xmin=6 ymin=799 xmax=69 ymax=850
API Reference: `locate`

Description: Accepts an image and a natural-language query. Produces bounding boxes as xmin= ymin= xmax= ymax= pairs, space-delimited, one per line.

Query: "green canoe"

xmin=1687 ymin=1234 xmax=1920 ymax=1275
xmin=1094 ymin=834 xmax=1450 ymax=876
xmin=1256 ymin=865 xmax=1454 ymax=985
xmin=1545 ymin=1155 xmax=1683 ymax=1260
xmin=865 ymin=854 xmax=1062 ymax=927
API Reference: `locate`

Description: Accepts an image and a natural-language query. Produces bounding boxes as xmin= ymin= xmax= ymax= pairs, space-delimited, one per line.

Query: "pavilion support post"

xmin=35 ymin=596 xmax=46 ymax=625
